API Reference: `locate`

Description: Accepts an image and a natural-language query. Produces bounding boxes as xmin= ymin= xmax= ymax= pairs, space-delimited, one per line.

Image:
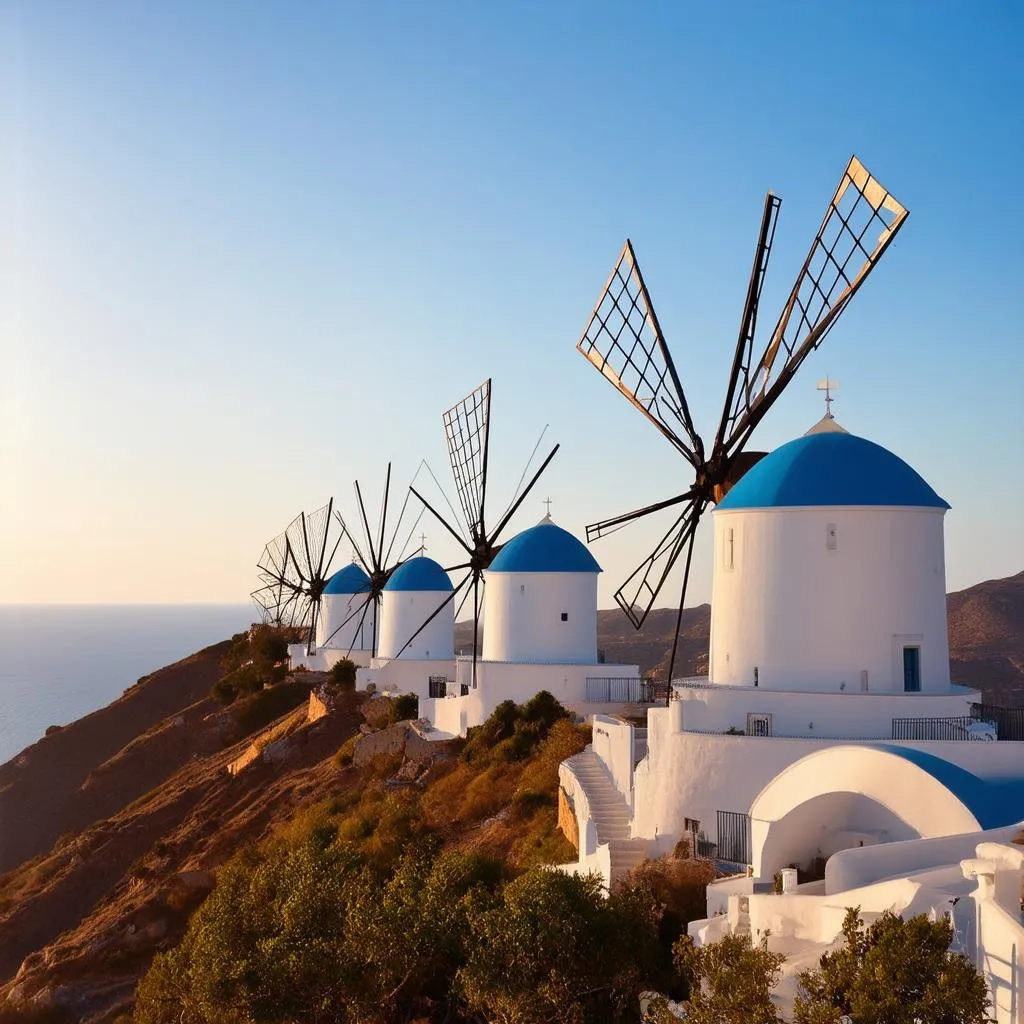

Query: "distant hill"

xmin=457 ymin=571 xmax=1024 ymax=703
xmin=948 ymin=570 xmax=1024 ymax=704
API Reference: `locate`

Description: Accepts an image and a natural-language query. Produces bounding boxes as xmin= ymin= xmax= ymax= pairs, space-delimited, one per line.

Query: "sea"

xmin=0 ymin=604 xmax=257 ymax=765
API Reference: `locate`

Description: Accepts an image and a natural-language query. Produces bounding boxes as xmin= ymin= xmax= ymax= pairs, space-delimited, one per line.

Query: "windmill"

xmin=325 ymin=462 xmax=426 ymax=657
xmin=255 ymin=499 xmax=345 ymax=653
xmin=577 ymin=155 xmax=908 ymax=685
xmin=407 ymin=378 xmax=560 ymax=681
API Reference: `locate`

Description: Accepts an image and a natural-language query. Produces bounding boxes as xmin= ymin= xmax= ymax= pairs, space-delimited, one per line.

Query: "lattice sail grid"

xmin=443 ymin=379 xmax=491 ymax=537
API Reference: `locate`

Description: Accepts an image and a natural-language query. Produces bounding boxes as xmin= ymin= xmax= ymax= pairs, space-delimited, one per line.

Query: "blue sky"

xmin=2 ymin=1 xmax=1022 ymax=606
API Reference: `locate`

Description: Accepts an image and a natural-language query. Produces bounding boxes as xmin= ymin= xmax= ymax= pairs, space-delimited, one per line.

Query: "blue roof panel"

xmin=488 ymin=521 xmax=601 ymax=574
xmin=716 ymin=432 xmax=949 ymax=511
xmin=323 ymin=563 xmax=371 ymax=595
xmin=384 ymin=556 xmax=454 ymax=593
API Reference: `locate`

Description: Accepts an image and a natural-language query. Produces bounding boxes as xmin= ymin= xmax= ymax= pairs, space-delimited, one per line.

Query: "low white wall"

xmin=558 ymin=755 xmax=612 ymax=888
xmin=676 ymin=683 xmax=981 ymax=739
xmin=591 ymin=715 xmax=635 ymax=810
xmin=419 ymin=660 xmax=640 ymax=737
xmin=632 ymin=716 xmax=1024 ymax=859
xmin=361 ymin=657 xmax=454 ymax=699
xmin=976 ymin=899 xmax=1024 ymax=1024
xmin=289 ymin=646 xmax=372 ymax=672
xmin=826 ymin=825 xmax=1023 ymax=894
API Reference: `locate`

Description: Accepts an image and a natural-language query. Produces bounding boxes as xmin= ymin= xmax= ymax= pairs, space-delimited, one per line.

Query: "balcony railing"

xmin=891 ymin=716 xmax=985 ymax=740
xmin=585 ymin=677 xmax=661 ymax=703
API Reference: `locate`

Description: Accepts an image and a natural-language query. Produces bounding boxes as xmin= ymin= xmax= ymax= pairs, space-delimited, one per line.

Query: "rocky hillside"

xmin=0 ymin=570 xmax=1020 ymax=1021
xmin=947 ymin=570 xmax=1024 ymax=703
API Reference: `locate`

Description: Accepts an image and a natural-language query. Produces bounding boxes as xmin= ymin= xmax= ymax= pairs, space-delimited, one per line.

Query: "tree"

xmin=794 ymin=908 xmax=992 ymax=1024
xmin=457 ymin=869 xmax=666 ymax=1023
xmin=672 ymin=932 xmax=785 ymax=1024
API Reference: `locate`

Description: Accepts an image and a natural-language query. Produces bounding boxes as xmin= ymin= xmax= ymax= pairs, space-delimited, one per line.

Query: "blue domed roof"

xmin=488 ymin=520 xmax=602 ymax=574
xmin=716 ymin=432 xmax=949 ymax=511
xmin=384 ymin=556 xmax=454 ymax=593
xmin=323 ymin=563 xmax=371 ymax=595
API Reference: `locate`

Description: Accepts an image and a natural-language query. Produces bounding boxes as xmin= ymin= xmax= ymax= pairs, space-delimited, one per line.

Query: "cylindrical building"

xmin=377 ymin=556 xmax=454 ymax=660
xmin=317 ymin=563 xmax=372 ymax=651
xmin=483 ymin=518 xmax=602 ymax=664
xmin=709 ymin=426 xmax=951 ymax=693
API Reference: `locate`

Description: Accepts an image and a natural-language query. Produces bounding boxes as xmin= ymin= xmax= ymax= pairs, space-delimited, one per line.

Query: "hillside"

xmin=0 ymin=571 xmax=1020 ymax=1020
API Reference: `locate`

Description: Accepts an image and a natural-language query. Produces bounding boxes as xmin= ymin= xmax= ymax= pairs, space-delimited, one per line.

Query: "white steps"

xmin=565 ymin=748 xmax=652 ymax=880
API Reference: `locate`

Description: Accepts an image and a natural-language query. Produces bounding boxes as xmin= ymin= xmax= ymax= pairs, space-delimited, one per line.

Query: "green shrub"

xmin=389 ymin=693 xmax=418 ymax=723
xmin=328 ymin=658 xmax=357 ymax=689
xmin=230 ymin=680 xmax=312 ymax=739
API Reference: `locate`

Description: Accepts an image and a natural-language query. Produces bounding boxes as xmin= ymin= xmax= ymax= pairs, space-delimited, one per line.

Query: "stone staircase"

xmin=566 ymin=748 xmax=651 ymax=882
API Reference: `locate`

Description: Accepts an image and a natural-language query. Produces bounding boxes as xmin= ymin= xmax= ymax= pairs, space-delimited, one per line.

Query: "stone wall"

xmin=558 ymin=785 xmax=579 ymax=851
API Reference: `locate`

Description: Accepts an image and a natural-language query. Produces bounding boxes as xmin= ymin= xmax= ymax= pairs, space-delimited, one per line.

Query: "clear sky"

xmin=2 ymin=1 xmax=1022 ymax=608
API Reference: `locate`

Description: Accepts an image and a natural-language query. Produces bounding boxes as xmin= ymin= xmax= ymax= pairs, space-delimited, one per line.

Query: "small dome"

xmin=384 ymin=556 xmax=454 ymax=593
xmin=323 ymin=563 xmax=371 ymax=595
xmin=716 ymin=432 xmax=949 ymax=511
xmin=488 ymin=521 xmax=602 ymax=574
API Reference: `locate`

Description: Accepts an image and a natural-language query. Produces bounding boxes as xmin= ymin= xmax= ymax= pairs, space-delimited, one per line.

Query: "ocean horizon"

xmin=0 ymin=604 xmax=257 ymax=765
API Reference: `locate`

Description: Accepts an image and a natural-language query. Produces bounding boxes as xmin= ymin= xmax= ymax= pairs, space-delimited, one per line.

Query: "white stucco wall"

xmin=710 ymin=506 xmax=950 ymax=692
xmin=377 ymin=589 xmax=454 ymax=661
xmin=674 ymin=682 xmax=981 ymax=738
xmin=826 ymin=824 xmax=1023 ymax=894
xmin=360 ymin=656 xmax=455 ymax=699
xmin=631 ymin=714 xmax=1024 ymax=859
xmin=748 ymin=746 xmax=985 ymax=877
xmin=591 ymin=715 xmax=636 ymax=810
xmin=482 ymin=570 xmax=598 ymax=663
xmin=317 ymin=591 xmax=373 ymax=651
xmin=419 ymin=660 xmax=640 ymax=737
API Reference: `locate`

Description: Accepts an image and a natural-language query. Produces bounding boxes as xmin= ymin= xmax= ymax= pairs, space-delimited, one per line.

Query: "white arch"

xmin=749 ymin=745 xmax=983 ymax=878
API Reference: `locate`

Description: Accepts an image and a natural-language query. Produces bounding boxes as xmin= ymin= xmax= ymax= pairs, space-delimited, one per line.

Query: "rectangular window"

xmin=724 ymin=527 xmax=734 ymax=570
xmin=560 ymin=612 xmax=568 ymax=622
xmin=903 ymin=647 xmax=921 ymax=692
xmin=826 ymin=523 xmax=837 ymax=551
xmin=746 ymin=713 xmax=772 ymax=737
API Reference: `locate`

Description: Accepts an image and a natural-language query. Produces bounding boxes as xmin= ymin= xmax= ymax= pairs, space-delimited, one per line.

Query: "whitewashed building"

xmin=558 ymin=419 xmax=1024 ymax=1021
xmin=288 ymin=562 xmax=374 ymax=671
xmin=356 ymin=555 xmax=457 ymax=698
xmin=421 ymin=517 xmax=641 ymax=737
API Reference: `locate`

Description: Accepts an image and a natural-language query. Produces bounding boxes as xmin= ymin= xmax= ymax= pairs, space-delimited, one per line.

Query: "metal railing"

xmin=891 ymin=716 xmax=976 ymax=740
xmin=585 ymin=677 xmax=660 ymax=703
xmin=972 ymin=703 xmax=1024 ymax=741
xmin=717 ymin=810 xmax=752 ymax=865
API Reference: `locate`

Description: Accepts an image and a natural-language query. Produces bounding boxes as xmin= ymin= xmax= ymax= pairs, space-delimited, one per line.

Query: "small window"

xmin=826 ymin=523 xmax=837 ymax=551
xmin=724 ymin=527 xmax=735 ymax=570
xmin=684 ymin=817 xmax=701 ymax=833
xmin=520 ymin=584 xmax=525 ymax=593
xmin=903 ymin=646 xmax=921 ymax=692
xmin=560 ymin=612 xmax=568 ymax=622
xmin=746 ymin=713 xmax=772 ymax=737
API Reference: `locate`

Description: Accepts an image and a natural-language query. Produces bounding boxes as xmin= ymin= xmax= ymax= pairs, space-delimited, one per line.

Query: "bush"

xmin=230 ymin=680 xmax=312 ymax=739
xmin=328 ymin=658 xmax=357 ymax=689
xmin=211 ymin=625 xmax=293 ymax=704
xmin=794 ymin=907 xmax=992 ymax=1024
xmin=461 ymin=692 xmax=571 ymax=766
xmin=625 ymin=856 xmax=717 ymax=950
xmin=458 ymin=869 xmax=666 ymax=1023
xmin=389 ymin=693 xmax=418 ymax=723
xmin=334 ymin=735 xmax=357 ymax=768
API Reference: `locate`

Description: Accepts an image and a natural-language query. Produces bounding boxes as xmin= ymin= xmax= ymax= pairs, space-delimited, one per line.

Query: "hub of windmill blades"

xmin=577 ymin=155 xmax=908 ymax=683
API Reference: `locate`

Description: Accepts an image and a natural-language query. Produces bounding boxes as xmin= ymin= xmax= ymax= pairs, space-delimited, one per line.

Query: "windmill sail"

xmin=720 ymin=156 xmax=908 ymax=457
xmin=577 ymin=240 xmax=704 ymax=467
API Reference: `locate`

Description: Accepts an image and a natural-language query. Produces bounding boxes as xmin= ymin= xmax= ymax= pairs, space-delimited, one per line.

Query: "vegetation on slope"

xmin=131 ymin=693 xmax=711 ymax=1023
